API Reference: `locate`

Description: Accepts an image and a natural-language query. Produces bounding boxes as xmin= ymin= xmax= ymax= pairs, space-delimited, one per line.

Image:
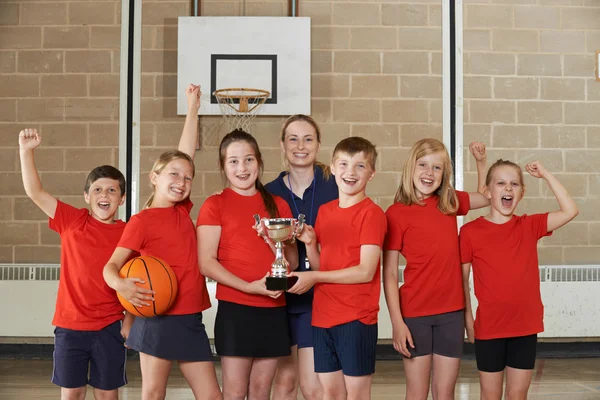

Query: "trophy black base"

xmin=266 ymin=276 xmax=299 ymax=291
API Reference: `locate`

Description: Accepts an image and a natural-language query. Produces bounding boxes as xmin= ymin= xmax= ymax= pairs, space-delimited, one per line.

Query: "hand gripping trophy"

xmin=254 ymin=214 xmax=305 ymax=291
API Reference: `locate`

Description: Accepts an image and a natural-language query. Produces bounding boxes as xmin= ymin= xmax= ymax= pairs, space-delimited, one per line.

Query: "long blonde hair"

xmin=394 ymin=138 xmax=458 ymax=215
xmin=280 ymin=114 xmax=331 ymax=180
xmin=144 ymin=150 xmax=195 ymax=209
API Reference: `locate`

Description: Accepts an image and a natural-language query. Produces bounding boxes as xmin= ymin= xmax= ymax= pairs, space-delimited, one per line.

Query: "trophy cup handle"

xmin=293 ymin=214 xmax=306 ymax=241
xmin=253 ymin=214 xmax=268 ymax=242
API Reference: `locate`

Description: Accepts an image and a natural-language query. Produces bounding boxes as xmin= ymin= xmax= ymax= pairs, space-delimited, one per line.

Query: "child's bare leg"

xmin=272 ymin=347 xmax=298 ymax=400
xmin=344 ymin=374 xmax=372 ymax=400
xmin=179 ymin=360 xmax=222 ymax=400
xmin=248 ymin=357 xmax=279 ymax=400
xmin=317 ymin=371 xmax=346 ymax=400
xmin=403 ymin=355 xmax=432 ymax=400
xmin=479 ymin=371 xmax=504 ymax=400
xmin=505 ymin=367 xmax=533 ymax=400
xmin=139 ymin=352 xmax=172 ymax=400
xmin=431 ymin=354 xmax=460 ymax=400
xmin=61 ymin=387 xmax=86 ymax=400
xmin=93 ymin=388 xmax=118 ymax=400
xmin=221 ymin=356 xmax=252 ymax=400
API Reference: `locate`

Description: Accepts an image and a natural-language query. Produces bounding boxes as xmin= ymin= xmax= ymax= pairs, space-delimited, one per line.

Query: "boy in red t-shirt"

xmin=18 ymin=128 xmax=129 ymax=399
xmin=288 ymin=137 xmax=387 ymax=400
xmin=460 ymin=159 xmax=578 ymax=400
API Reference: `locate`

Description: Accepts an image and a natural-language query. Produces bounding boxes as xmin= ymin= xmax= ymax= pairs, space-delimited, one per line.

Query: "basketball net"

xmin=213 ymin=88 xmax=270 ymax=133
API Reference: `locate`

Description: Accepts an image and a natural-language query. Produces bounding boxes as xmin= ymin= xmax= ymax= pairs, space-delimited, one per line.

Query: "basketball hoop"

xmin=213 ymin=88 xmax=270 ymax=133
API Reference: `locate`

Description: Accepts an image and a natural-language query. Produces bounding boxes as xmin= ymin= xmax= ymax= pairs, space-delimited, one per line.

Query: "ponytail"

xmin=256 ymin=179 xmax=279 ymax=218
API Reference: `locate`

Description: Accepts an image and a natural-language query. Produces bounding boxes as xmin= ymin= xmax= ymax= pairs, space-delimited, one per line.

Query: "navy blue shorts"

xmin=126 ymin=312 xmax=213 ymax=361
xmin=313 ymin=320 xmax=377 ymax=377
xmin=289 ymin=311 xmax=313 ymax=349
xmin=52 ymin=320 xmax=127 ymax=390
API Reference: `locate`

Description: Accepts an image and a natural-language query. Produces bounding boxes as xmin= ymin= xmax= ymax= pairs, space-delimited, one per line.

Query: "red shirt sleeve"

xmin=117 ymin=213 xmax=146 ymax=252
xmin=196 ymin=195 xmax=222 ymax=226
xmin=526 ymin=213 xmax=553 ymax=240
xmin=456 ymin=190 xmax=471 ymax=216
xmin=459 ymin=226 xmax=473 ymax=264
xmin=384 ymin=206 xmax=404 ymax=251
xmin=360 ymin=206 xmax=387 ymax=247
xmin=48 ymin=200 xmax=87 ymax=234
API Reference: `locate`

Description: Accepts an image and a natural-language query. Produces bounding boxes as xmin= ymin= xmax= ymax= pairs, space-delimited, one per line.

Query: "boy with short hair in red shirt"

xmin=460 ymin=159 xmax=578 ymax=400
xmin=288 ymin=136 xmax=387 ymax=400
xmin=18 ymin=128 xmax=129 ymax=400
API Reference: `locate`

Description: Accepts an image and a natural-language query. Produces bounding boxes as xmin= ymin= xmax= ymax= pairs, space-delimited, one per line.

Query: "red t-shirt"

xmin=459 ymin=214 xmax=551 ymax=340
xmin=50 ymin=201 xmax=125 ymax=331
xmin=118 ymin=199 xmax=211 ymax=315
xmin=312 ymin=198 xmax=387 ymax=328
xmin=384 ymin=191 xmax=470 ymax=318
xmin=196 ymin=188 xmax=293 ymax=307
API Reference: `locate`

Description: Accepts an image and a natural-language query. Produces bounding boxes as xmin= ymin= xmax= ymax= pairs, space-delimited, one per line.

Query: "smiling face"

xmin=150 ymin=158 xmax=194 ymax=207
xmin=331 ymin=151 xmax=375 ymax=198
xmin=281 ymin=120 xmax=320 ymax=169
xmin=486 ymin=164 xmax=525 ymax=218
xmin=412 ymin=151 xmax=446 ymax=200
xmin=223 ymin=140 xmax=260 ymax=195
xmin=84 ymin=178 xmax=125 ymax=223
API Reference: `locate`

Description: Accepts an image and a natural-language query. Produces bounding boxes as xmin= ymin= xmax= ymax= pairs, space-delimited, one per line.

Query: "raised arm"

xmin=525 ymin=161 xmax=579 ymax=232
xmin=383 ymin=250 xmax=414 ymax=357
xmin=18 ymin=129 xmax=58 ymax=218
xmin=462 ymin=262 xmax=475 ymax=343
xmin=468 ymin=141 xmax=490 ymax=209
xmin=178 ymin=84 xmax=201 ymax=158
xmin=197 ymin=225 xmax=282 ymax=298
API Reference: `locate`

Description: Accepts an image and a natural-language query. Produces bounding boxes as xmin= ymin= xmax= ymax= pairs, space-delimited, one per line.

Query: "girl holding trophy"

xmin=265 ymin=115 xmax=338 ymax=400
xmin=196 ymin=129 xmax=299 ymax=400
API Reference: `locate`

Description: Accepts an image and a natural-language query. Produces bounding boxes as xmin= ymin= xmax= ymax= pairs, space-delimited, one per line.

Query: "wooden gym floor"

xmin=1 ymin=358 xmax=599 ymax=399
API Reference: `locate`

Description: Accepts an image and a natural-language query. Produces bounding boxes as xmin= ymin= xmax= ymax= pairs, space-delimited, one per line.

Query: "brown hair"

xmin=280 ymin=114 xmax=330 ymax=180
xmin=394 ymin=138 xmax=458 ymax=215
xmin=485 ymin=159 xmax=525 ymax=187
xmin=332 ymin=136 xmax=378 ymax=171
xmin=144 ymin=150 xmax=195 ymax=209
xmin=84 ymin=165 xmax=126 ymax=196
xmin=219 ymin=129 xmax=279 ymax=218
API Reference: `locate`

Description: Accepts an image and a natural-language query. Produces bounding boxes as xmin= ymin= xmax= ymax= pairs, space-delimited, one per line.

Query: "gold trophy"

xmin=254 ymin=214 xmax=305 ymax=291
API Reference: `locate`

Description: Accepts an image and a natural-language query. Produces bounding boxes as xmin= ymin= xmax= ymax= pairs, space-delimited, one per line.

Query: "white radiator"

xmin=0 ymin=265 xmax=598 ymax=339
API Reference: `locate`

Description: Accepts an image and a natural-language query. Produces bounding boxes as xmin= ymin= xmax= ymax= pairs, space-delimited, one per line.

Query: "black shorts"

xmin=475 ymin=334 xmax=537 ymax=373
xmin=215 ymin=300 xmax=290 ymax=358
xmin=126 ymin=313 xmax=213 ymax=362
xmin=288 ymin=311 xmax=313 ymax=349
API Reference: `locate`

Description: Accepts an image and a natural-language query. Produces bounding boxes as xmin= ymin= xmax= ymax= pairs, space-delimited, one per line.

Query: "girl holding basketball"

xmin=196 ymin=129 xmax=299 ymax=400
xmin=103 ymin=84 xmax=221 ymax=400
xmin=265 ymin=115 xmax=338 ymax=400
xmin=382 ymin=139 xmax=489 ymax=399
xmin=460 ymin=159 xmax=577 ymax=400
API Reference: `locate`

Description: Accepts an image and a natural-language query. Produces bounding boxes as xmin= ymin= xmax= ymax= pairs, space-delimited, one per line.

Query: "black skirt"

xmin=214 ymin=300 xmax=291 ymax=358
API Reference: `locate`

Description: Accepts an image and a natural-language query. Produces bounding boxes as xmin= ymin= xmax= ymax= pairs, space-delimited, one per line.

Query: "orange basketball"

xmin=117 ymin=255 xmax=178 ymax=318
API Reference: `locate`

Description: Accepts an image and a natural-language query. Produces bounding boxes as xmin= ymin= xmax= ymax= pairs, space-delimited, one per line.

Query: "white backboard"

xmin=177 ymin=17 xmax=311 ymax=116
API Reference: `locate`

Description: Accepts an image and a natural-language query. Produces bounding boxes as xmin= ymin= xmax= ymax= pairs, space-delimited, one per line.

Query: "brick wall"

xmin=0 ymin=1 xmax=121 ymax=263
xmin=462 ymin=1 xmax=600 ymax=264
xmin=1 ymin=0 xmax=598 ymax=264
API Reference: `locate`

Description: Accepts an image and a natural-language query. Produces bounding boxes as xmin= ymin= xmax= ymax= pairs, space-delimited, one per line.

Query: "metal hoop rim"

xmin=213 ymin=88 xmax=271 ymax=100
